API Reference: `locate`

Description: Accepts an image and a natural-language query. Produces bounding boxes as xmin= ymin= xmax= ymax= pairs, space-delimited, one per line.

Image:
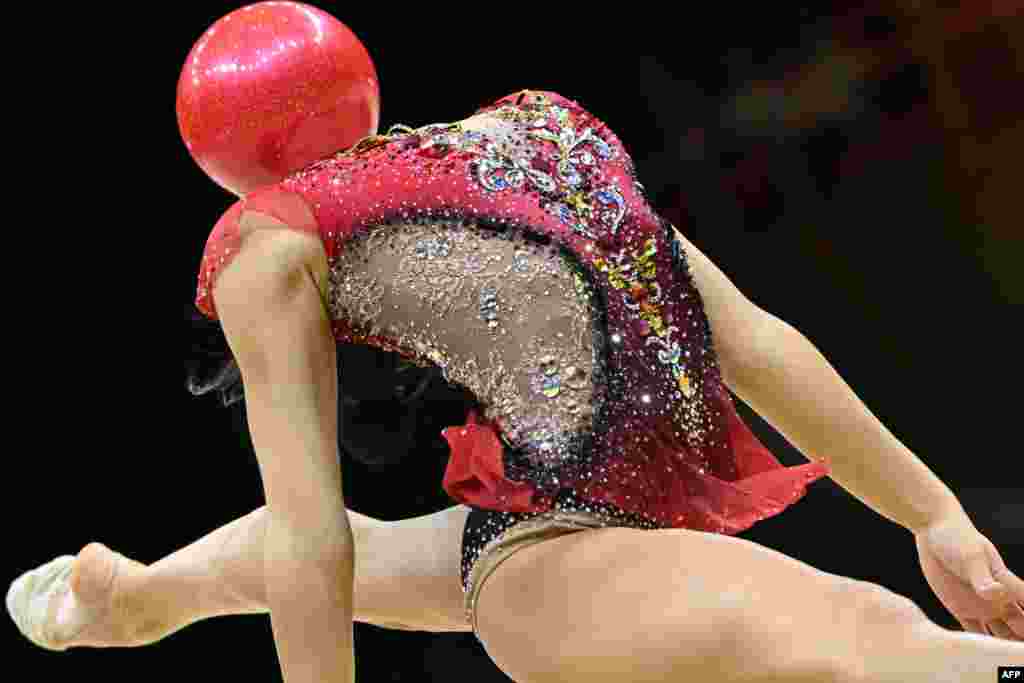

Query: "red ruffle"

xmin=573 ymin=386 xmax=832 ymax=533
xmin=441 ymin=392 xmax=831 ymax=533
xmin=441 ymin=410 xmax=546 ymax=513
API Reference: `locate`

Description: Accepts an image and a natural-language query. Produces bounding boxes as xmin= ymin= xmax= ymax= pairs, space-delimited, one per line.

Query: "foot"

xmin=6 ymin=542 xmax=147 ymax=650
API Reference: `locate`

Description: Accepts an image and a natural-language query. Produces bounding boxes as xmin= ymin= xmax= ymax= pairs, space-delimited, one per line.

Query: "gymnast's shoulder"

xmin=213 ymin=196 xmax=329 ymax=322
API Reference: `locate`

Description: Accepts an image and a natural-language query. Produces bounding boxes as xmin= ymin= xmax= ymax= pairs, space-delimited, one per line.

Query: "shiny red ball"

xmin=176 ymin=2 xmax=380 ymax=196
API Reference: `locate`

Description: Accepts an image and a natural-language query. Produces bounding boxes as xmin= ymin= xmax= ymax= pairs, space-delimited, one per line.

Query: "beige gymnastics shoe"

xmin=6 ymin=555 xmax=79 ymax=651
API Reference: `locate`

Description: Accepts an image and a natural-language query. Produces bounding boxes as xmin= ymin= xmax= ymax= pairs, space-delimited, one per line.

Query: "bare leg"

xmin=474 ymin=527 xmax=1024 ymax=683
xmin=861 ymin=620 xmax=1024 ymax=683
xmin=14 ymin=509 xmax=286 ymax=649
xmin=25 ymin=505 xmax=471 ymax=649
xmin=132 ymin=504 xmax=472 ymax=636
xmin=119 ymin=507 xmax=276 ymax=643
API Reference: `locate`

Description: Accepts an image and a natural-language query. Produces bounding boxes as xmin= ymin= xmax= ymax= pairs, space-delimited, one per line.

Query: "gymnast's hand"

xmin=914 ymin=512 xmax=1024 ymax=640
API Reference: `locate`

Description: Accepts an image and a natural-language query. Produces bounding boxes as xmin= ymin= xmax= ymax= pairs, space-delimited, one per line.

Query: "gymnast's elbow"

xmin=714 ymin=307 xmax=784 ymax=393
xmin=718 ymin=309 xmax=800 ymax=395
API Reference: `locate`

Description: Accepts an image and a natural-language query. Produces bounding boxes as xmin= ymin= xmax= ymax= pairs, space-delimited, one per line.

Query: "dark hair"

xmin=185 ymin=304 xmax=478 ymax=465
xmin=185 ymin=304 xmax=244 ymax=407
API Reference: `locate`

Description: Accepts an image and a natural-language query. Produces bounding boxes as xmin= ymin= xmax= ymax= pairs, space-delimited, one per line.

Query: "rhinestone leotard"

xmin=195 ymin=89 xmax=831 ymax=612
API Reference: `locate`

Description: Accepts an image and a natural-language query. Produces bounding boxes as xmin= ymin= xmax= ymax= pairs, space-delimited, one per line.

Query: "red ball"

xmin=177 ymin=2 xmax=380 ymax=196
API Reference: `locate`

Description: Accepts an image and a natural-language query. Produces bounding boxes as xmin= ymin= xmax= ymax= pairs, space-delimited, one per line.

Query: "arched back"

xmin=329 ymin=219 xmax=603 ymax=471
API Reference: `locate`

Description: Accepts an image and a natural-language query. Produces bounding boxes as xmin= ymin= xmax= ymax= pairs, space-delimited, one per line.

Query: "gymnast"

xmin=8 ymin=4 xmax=1022 ymax=682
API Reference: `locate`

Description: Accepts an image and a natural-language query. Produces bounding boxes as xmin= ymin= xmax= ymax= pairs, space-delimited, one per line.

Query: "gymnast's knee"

xmin=726 ymin=578 xmax=931 ymax=682
xmin=830 ymin=578 xmax=930 ymax=631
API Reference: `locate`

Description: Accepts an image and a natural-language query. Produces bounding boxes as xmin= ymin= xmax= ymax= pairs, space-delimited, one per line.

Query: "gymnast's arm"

xmin=674 ymin=230 xmax=966 ymax=535
xmin=214 ymin=222 xmax=354 ymax=683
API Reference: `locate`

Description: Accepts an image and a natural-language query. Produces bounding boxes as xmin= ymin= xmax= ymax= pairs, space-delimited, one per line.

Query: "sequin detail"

xmin=195 ymin=89 xmax=832 ymax=599
xmin=459 ymin=490 xmax=660 ymax=618
xmin=326 ymin=220 xmax=600 ymax=469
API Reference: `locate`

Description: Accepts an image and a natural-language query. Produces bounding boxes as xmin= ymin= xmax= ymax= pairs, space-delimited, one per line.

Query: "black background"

xmin=6 ymin=2 xmax=1020 ymax=681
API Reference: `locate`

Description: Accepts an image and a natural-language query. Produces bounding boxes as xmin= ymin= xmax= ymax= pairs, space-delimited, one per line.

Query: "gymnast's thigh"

xmin=472 ymin=525 xmax=860 ymax=683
